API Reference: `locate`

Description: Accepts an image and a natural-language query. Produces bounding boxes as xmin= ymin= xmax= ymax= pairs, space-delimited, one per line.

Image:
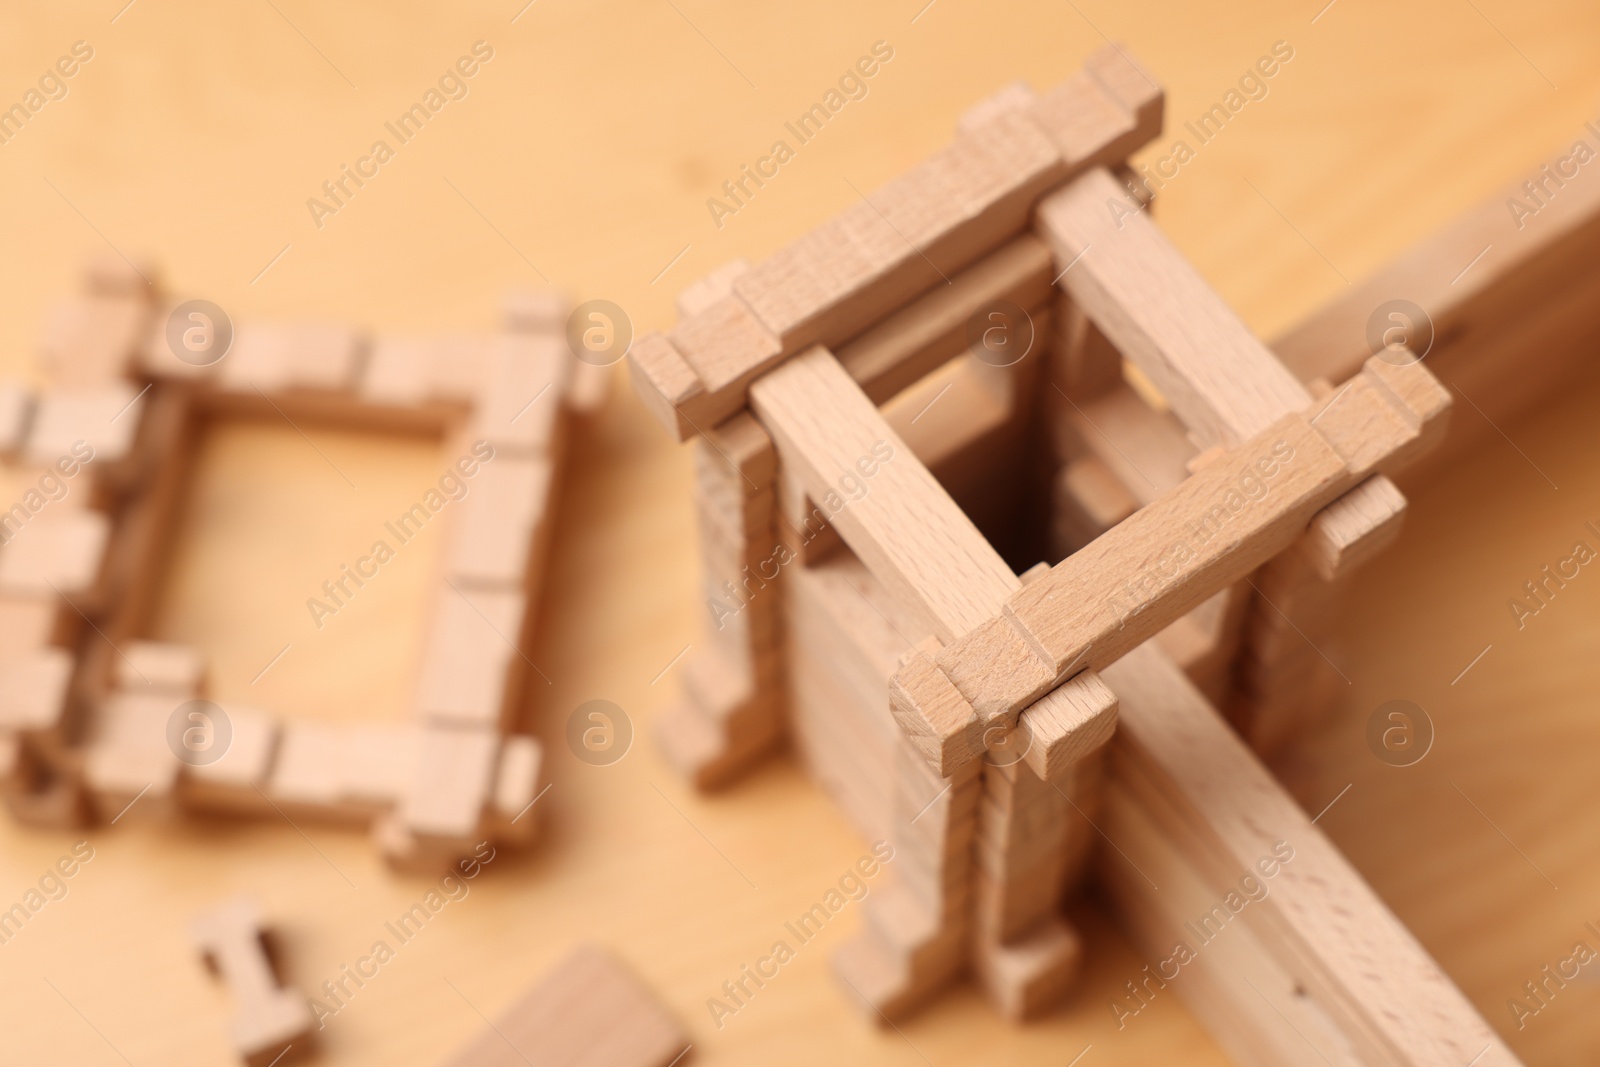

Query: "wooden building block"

xmin=437 ymin=944 xmax=688 ymax=1067
xmin=1053 ymin=453 xmax=1138 ymax=553
xmin=1083 ymin=43 xmax=1164 ymax=144
xmin=191 ymin=896 xmax=315 ymax=1067
xmin=677 ymin=258 xmax=751 ymax=320
xmin=116 ymin=641 xmax=204 ymax=696
xmin=1025 ymin=70 xmax=1138 ymax=171
xmin=0 ymin=649 xmax=73 ymax=733
xmin=748 ymin=347 xmax=1018 ymax=643
xmin=0 ymin=509 xmax=110 ymax=600
xmin=446 ymin=457 xmax=554 ymax=591
xmin=669 ymin=295 xmax=782 ymax=395
xmin=957 ymin=80 xmax=1037 ymax=133
xmin=970 ymin=915 xmax=1083 ymax=1021
xmin=1102 ymin=640 xmax=1518 ymax=1067
xmin=387 ymin=724 xmax=499 ymax=870
xmin=181 ymin=706 xmax=281 ymax=814
xmin=1039 ymin=167 xmax=1311 ymax=449
xmin=82 ymin=692 xmax=181 ymax=821
xmin=1297 ymin=473 xmax=1408 ymax=580
xmin=267 ymin=722 xmax=416 ymax=821
xmin=39 ymin=295 xmax=150 ymax=386
xmin=471 ymin=333 xmax=570 ymax=456
xmin=1018 ymin=667 xmax=1117 ymax=781
xmin=26 ymin=383 xmax=144 ymax=467
xmin=837 ymin=235 xmax=1053 ymax=404
xmin=485 ymin=734 xmax=543 ymax=845
xmin=218 ymin=321 xmax=365 ymax=394
xmin=414 ymin=586 xmax=527 ymax=729
xmin=627 ymin=332 xmax=713 ymax=442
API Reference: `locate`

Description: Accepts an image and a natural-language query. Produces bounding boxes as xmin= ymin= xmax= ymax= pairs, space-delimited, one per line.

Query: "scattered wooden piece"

xmin=437 ymin=944 xmax=689 ymax=1067
xmin=191 ymin=896 xmax=315 ymax=1067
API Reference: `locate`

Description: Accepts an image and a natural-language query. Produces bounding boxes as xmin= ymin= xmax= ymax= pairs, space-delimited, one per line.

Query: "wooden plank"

xmin=1101 ymin=640 xmax=1520 ymax=1067
xmin=837 ymin=235 xmax=1052 ymax=404
xmin=748 ymin=346 xmax=1018 ymax=644
xmin=1038 ymin=166 xmax=1311 ymax=449
xmin=437 ymin=944 xmax=688 ymax=1067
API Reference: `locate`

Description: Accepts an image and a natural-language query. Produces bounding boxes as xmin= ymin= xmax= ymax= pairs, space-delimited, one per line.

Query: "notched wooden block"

xmin=446 ymin=456 xmax=554 ymax=591
xmin=1298 ymin=474 xmax=1408 ymax=581
xmin=414 ymin=586 xmax=526 ymax=729
xmin=677 ymin=258 xmax=751 ymax=320
xmin=471 ymin=333 xmax=570 ymax=456
xmin=219 ymin=321 xmax=366 ymax=395
xmin=669 ymin=295 xmax=782 ymax=394
xmin=1018 ymin=668 xmax=1118 ymax=781
xmin=39 ymin=295 xmax=150 ymax=386
xmin=0 ymin=509 xmax=111 ymax=600
xmin=890 ymin=650 xmax=983 ymax=776
xmin=627 ymin=331 xmax=708 ymax=441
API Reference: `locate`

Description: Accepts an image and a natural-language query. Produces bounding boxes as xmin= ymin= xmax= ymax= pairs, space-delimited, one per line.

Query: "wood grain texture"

xmin=1103 ymin=640 xmax=1519 ymax=1067
xmin=748 ymin=346 xmax=1018 ymax=643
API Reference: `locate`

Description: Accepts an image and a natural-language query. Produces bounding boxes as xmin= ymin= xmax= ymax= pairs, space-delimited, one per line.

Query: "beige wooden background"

xmin=2 ymin=1 xmax=1599 ymax=1063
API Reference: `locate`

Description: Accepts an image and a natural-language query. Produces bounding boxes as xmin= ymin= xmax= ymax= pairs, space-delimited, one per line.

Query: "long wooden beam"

xmin=1101 ymin=641 xmax=1520 ymax=1067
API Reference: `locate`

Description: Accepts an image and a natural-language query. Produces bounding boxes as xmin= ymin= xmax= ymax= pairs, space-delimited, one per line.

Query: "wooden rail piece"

xmin=1101 ymin=641 xmax=1520 ymax=1067
xmin=913 ymin=356 xmax=1450 ymax=747
xmin=748 ymin=346 xmax=1019 ymax=644
xmin=628 ymin=44 xmax=1165 ymax=443
xmin=437 ymin=944 xmax=688 ymax=1067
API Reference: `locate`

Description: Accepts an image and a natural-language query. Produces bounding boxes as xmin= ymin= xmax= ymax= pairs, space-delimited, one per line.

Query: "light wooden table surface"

xmin=2 ymin=2 xmax=1598 ymax=1064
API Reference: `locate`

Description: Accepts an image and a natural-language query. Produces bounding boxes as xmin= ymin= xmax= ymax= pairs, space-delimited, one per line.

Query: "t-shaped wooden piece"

xmin=191 ymin=897 xmax=314 ymax=1067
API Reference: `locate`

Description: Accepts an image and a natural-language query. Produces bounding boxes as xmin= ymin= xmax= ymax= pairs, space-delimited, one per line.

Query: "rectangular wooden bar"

xmin=1101 ymin=641 xmax=1518 ymax=1067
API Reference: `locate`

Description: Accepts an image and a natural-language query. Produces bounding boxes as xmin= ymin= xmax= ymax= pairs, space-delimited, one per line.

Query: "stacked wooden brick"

xmin=0 ymin=259 xmax=602 ymax=871
xmin=0 ymin=257 xmax=161 ymax=826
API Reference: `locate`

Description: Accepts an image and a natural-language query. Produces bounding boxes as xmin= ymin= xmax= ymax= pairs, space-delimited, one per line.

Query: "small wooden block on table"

xmin=438 ymin=944 xmax=689 ymax=1067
